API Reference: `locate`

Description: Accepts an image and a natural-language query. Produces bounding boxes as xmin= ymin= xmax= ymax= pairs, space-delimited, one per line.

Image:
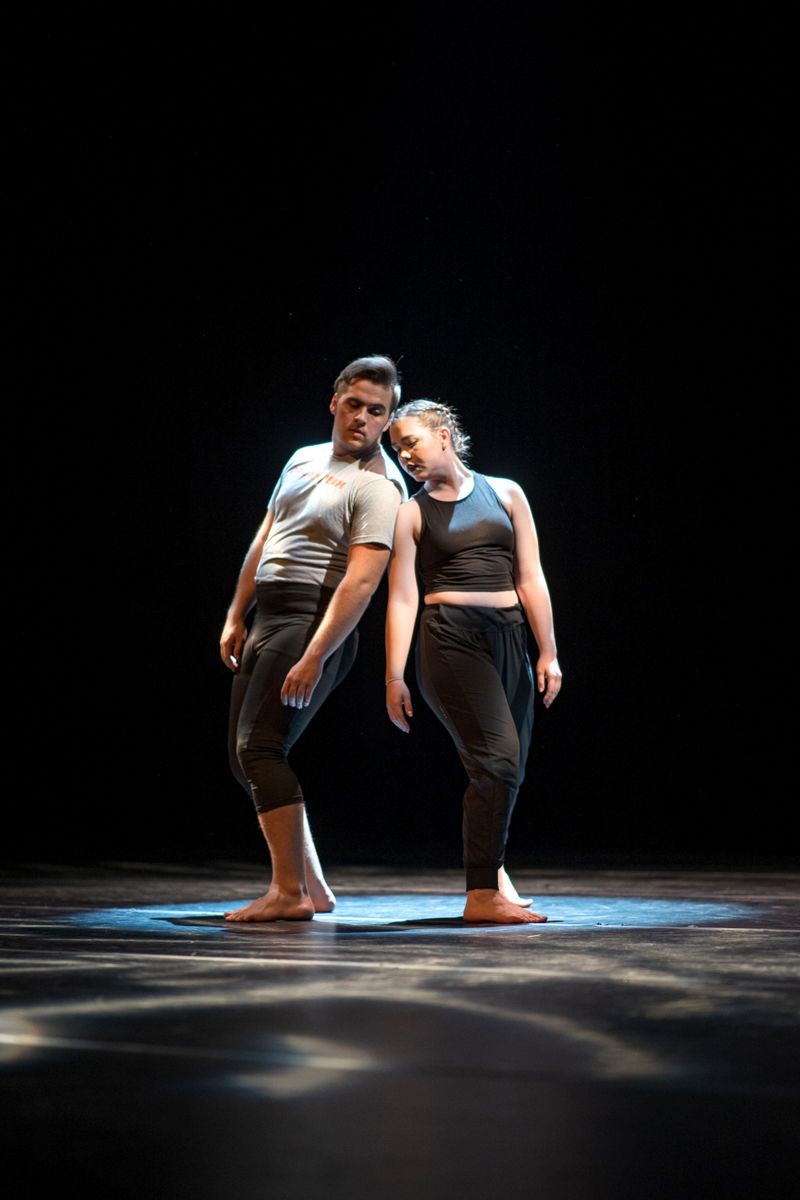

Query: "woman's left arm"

xmin=489 ymin=477 xmax=562 ymax=708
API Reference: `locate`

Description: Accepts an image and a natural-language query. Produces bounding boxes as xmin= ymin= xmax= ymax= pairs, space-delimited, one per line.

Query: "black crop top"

xmin=414 ymin=473 xmax=516 ymax=593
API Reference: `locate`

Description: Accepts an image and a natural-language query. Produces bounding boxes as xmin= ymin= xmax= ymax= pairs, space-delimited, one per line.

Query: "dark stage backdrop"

xmin=12 ymin=8 xmax=789 ymax=866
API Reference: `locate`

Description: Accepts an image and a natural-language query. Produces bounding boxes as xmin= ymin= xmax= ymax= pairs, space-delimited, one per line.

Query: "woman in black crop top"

xmin=385 ymin=400 xmax=562 ymax=925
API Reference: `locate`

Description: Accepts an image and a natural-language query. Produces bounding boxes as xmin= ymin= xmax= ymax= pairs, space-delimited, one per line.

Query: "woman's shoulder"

xmin=396 ymin=495 xmax=424 ymax=537
xmin=483 ymin=474 xmax=525 ymax=502
xmin=403 ymin=485 xmax=434 ymax=511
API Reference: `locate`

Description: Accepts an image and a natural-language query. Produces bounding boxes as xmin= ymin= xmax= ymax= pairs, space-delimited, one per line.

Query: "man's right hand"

xmin=220 ymin=615 xmax=248 ymax=672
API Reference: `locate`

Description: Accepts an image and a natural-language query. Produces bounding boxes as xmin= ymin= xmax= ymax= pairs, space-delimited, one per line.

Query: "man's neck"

xmin=332 ymin=439 xmax=384 ymax=465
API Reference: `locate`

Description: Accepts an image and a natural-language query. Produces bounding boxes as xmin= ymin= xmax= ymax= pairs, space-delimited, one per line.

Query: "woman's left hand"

xmin=537 ymin=656 xmax=562 ymax=708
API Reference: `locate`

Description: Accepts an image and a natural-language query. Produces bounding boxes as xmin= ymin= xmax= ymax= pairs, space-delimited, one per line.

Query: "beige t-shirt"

xmin=255 ymin=443 xmax=407 ymax=589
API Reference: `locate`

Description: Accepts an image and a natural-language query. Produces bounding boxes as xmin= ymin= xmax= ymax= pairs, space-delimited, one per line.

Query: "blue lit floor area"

xmin=64 ymin=893 xmax=764 ymax=935
xmin=1 ymin=865 xmax=799 ymax=1199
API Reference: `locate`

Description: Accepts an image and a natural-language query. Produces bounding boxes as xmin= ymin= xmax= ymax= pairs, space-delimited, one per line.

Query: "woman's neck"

xmin=424 ymin=456 xmax=473 ymax=501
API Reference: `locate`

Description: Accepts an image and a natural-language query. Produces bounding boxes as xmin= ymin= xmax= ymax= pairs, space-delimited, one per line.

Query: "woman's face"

xmin=389 ymin=417 xmax=448 ymax=480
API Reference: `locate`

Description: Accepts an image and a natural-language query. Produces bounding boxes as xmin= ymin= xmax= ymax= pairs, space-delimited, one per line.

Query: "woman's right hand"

xmin=386 ymin=680 xmax=414 ymax=732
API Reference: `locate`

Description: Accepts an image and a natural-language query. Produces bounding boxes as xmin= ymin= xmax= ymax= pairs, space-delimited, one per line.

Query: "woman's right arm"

xmin=385 ymin=501 xmax=421 ymax=732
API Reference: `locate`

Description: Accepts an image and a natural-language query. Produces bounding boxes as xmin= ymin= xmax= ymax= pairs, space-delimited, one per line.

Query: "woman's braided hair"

xmin=390 ymin=399 xmax=472 ymax=462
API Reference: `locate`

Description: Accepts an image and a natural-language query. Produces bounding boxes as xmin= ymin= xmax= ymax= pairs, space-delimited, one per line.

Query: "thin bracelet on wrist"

xmin=385 ymin=677 xmax=404 ymax=686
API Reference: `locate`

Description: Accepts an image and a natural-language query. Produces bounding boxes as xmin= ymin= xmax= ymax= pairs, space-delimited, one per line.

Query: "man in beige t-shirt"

xmin=219 ymin=356 xmax=406 ymax=922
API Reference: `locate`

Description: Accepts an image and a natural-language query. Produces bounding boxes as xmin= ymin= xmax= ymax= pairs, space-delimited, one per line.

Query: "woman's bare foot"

xmin=498 ymin=866 xmax=532 ymax=907
xmin=224 ymin=886 xmax=315 ymax=922
xmin=464 ymin=889 xmax=547 ymax=925
xmin=301 ymin=813 xmax=336 ymax=912
xmin=306 ymin=874 xmax=336 ymax=914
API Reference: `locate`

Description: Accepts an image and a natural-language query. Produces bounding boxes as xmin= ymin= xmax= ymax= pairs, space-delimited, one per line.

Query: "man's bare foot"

xmin=464 ymin=889 xmax=547 ymax=925
xmin=498 ymin=866 xmax=532 ymax=908
xmin=224 ymin=886 xmax=315 ymax=922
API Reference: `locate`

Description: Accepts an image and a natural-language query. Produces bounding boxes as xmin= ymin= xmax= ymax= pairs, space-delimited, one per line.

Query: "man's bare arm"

xmin=280 ymin=542 xmax=391 ymax=707
xmin=219 ymin=511 xmax=274 ymax=672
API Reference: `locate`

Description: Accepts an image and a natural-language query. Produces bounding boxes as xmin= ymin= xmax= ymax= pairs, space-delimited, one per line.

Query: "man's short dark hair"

xmin=333 ymin=355 xmax=401 ymax=412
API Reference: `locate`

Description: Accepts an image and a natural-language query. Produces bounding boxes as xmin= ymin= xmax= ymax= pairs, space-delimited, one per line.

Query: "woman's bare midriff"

xmin=424 ymin=590 xmax=519 ymax=607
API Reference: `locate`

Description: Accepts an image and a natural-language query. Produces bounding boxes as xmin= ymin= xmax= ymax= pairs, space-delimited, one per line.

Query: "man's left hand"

xmin=281 ymin=652 xmax=324 ymax=708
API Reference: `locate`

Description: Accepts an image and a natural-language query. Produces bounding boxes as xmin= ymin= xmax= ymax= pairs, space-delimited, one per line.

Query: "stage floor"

xmin=2 ymin=864 xmax=798 ymax=1198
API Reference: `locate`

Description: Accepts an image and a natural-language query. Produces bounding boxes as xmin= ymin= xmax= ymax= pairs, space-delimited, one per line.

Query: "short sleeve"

xmin=349 ymin=477 xmax=403 ymax=548
xmin=267 ymin=454 xmax=296 ymax=515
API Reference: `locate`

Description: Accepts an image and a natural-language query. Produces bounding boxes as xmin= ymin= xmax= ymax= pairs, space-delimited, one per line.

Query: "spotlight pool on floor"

xmin=62 ymin=894 xmax=763 ymax=935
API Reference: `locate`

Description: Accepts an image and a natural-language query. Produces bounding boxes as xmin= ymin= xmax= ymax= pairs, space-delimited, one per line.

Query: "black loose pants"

xmin=229 ymin=583 xmax=358 ymax=814
xmin=416 ymin=603 xmax=535 ymax=891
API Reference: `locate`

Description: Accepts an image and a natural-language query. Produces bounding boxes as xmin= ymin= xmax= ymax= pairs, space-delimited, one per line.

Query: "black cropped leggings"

xmin=228 ymin=583 xmax=358 ymax=815
xmin=416 ymin=603 xmax=535 ymax=891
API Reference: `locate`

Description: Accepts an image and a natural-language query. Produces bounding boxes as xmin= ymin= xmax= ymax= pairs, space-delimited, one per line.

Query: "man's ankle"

xmin=271 ymin=880 xmax=309 ymax=898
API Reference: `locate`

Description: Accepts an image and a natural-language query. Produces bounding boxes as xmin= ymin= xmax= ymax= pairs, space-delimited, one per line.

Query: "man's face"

xmin=330 ymin=379 xmax=393 ymax=458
